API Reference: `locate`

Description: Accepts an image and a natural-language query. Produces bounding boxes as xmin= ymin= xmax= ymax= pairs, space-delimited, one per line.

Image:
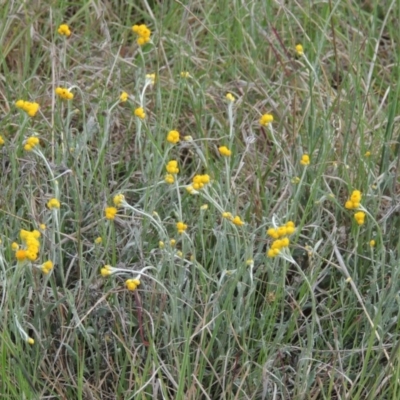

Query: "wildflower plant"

xmin=2 ymin=3 xmax=399 ymax=399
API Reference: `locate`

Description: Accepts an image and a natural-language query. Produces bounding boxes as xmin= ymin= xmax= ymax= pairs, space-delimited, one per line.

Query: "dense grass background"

xmin=1 ymin=0 xmax=400 ymax=399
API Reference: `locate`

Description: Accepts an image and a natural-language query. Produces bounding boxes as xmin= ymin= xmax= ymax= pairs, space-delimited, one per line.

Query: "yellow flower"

xmin=183 ymin=135 xmax=193 ymax=141
xmin=159 ymin=241 xmax=165 ymax=249
xmin=300 ymin=154 xmax=310 ymax=166
xmin=167 ymin=130 xmax=180 ymax=144
xmin=11 ymin=242 xmax=19 ymax=251
xmin=55 ymin=87 xmax=74 ymax=100
xmin=166 ymin=160 xmax=179 ymax=174
xmin=180 ymin=71 xmax=190 ymax=78
xmin=291 ymin=177 xmax=300 ymax=184
xmin=226 ymin=93 xmax=235 ymax=102
xmin=113 ymin=194 xmax=125 ymax=208
xmin=134 ymin=107 xmax=146 ymax=119
xmin=0 ymin=135 xmax=4 ymax=146
xmin=365 ymin=151 xmax=371 ymax=157
xmin=222 ymin=212 xmax=233 ymax=220
xmin=200 ymin=204 xmax=208 ymax=210
xmin=345 ymin=190 xmax=362 ymax=209
xmin=370 ymin=240 xmax=376 ymax=247
xmin=295 ymin=44 xmax=304 ymax=55
xmin=41 ymin=260 xmax=54 ymax=274
xmin=100 ymin=265 xmax=113 ymax=277
xmin=267 ymin=248 xmax=280 ymax=258
xmin=219 ymin=146 xmax=232 ymax=157
xmin=27 ymin=337 xmax=35 ymax=345
xmin=146 ymin=73 xmax=156 ymax=84
xmin=354 ymin=211 xmax=366 ymax=225
xmin=126 ymin=278 xmax=141 ymax=291
xmin=232 ymin=216 xmax=244 ymax=226
xmin=176 ymin=221 xmax=188 ymax=234
xmin=105 ymin=206 xmax=117 ymax=220
xmin=24 ymin=136 xmax=40 ymax=151
xmin=47 ymin=198 xmax=60 ymax=209
xmin=16 ymin=100 xmax=40 ymax=117
xmin=170 ymin=239 xmax=176 ymax=247
xmin=186 ymin=185 xmax=196 ymax=194
xmin=16 ymin=249 xmax=27 ymax=261
xmin=192 ymin=174 xmax=210 ymax=190
xmin=95 ymin=237 xmax=102 ymax=244
xmin=259 ymin=113 xmax=274 ymax=126
xmin=39 ymin=224 xmax=46 ymax=230
xmin=120 ymin=91 xmax=129 ymax=102
xmin=165 ymin=174 xmax=175 ymax=184
xmin=58 ymin=23 xmax=71 ymax=37
xmin=132 ymin=24 xmax=151 ymax=45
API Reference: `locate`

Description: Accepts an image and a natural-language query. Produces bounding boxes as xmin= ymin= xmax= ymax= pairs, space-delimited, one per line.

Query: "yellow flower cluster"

xmin=58 ymin=24 xmax=71 ymax=37
xmin=113 ymin=194 xmax=125 ymax=207
xmin=126 ymin=278 xmax=141 ymax=291
xmin=354 ymin=211 xmax=366 ymax=226
xmin=259 ymin=113 xmax=273 ymax=126
xmin=166 ymin=160 xmax=179 ymax=174
xmin=266 ymin=221 xmax=296 ymax=258
xmin=295 ymin=44 xmax=304 ymax=55
xmin=55 ymin=87 xmax=74 ymax=100
xmin=134 ymin=107 xmax=146 ymax=119
xmin=100 ymin=265 xmax=114 ymax=277
xmin=105 ymin=206 xmax=117 ymax=220
xmin=15 ymin=100 xmax=40 ymax=117
xmin=0 ymin=135 xmax=4 ymax=146
xmin=222 ymin=212 xmax=245 ymax=226
xmin=165 ymin=174 xmax=175 ymax=184
xmin=219 ymin=146 xmax=231 ymax=157
xmin=300 ymin=154 xmax=310 ymax=166
xmin=120 ymin=92 xmax=129 ymax=102
xmin=47 ymin=198 xmax=60 ymax=209
xmin=192 ymin=174 xmax=210 ymax=190
xmin=41 ymin=260 xmax=54 ymax=274
xmin=345 ymin=190 xmax=361 ymax=210
xmin=176 ymin=221 xmax=188 ymax=234
xmin=226 ymin=93 xmax=235 ymax=102
xmin=15 ymin=229 xmax=41 ymax=262
xmin=132 ymin=24 xmax=151 ymax=46
xmin=167 ymin=130 xmax=180 ymax=144
xmin=24 ymin=137 xmax=40 ymax=151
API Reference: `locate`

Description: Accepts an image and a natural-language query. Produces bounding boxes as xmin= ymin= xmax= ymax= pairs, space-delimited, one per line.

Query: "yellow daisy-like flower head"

xmin=58 ymin=24 xmax=71 ymax=37
xmin=218 ymin=146 xmax=231 ymax=157
xmin=24 ymin=136 xmax=40 ymax=151
xmin=295 ymin=44 xmax=304 ymax=56
xmin=126 ymin=278 xmax=141 ymax=291
xmin=134 ymin=107 xmax=146 ymax=120
xmin=0 ymin=135 xmax=5 ymax=146
xmin=113 ymin=194 xmax=125 ymax=208
xmin=47 ymin=198 xmax=60 ymax=209
xmin=165 ymin=174 xmax=175 ymax=184
xmin=166 ymin=160 xmax=179 ymax=174
xmin=232 ymin=216 xmax=244 ymax=226
xmin=105 ymin=206 xmax=117 ymax=220
xmin=120 ymin=91 xmax=129 ymax=102
xmin=226 ymin=93 xmax=235 ymax=102
xmin=167 ymin=130 xmax=180 ymax=144
xmin=354 ymin=211 xmax=366 ymax=226
xmin=300 ymin=154 xmax=310 ymax=166
xmin=55 ymin=87 xmax=74 ymax=100
xmin=176 ymin=221 xmax=188 ymax=234
xmin=259 ymin=113 xmax=274 ymax=126
xmin=41 ymin=260 xmax=54 ymax=274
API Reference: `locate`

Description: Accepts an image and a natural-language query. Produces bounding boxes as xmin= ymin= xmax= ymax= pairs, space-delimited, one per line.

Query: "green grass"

xmin=1 ymin=0 xmax=400 ymax=399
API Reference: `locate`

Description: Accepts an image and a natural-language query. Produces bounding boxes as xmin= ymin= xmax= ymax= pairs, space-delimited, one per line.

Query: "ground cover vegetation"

xmin=1 ymin=0 xmax=400 ymax=398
